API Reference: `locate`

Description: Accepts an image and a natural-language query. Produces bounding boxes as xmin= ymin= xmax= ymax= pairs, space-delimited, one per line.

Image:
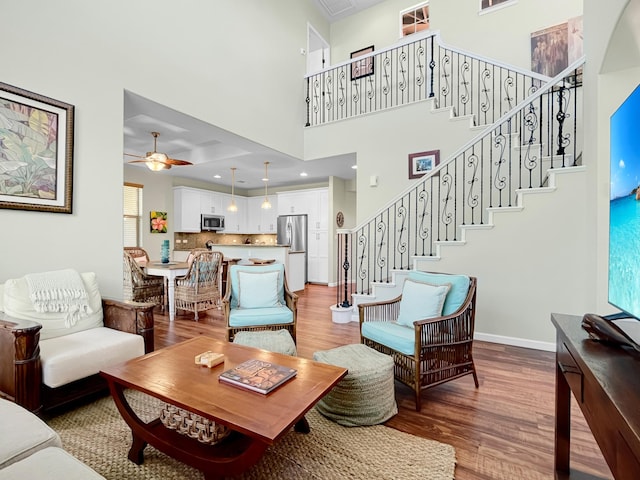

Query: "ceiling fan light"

xmin=147 ymin=152 xmax=168 ymax=162
xmin=146 ymin=160 xmax=168 ymax=171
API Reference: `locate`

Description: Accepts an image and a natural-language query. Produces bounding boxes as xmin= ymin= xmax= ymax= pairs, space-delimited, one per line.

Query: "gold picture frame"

xmin=0 ymin=82 xmax=75 ymax=213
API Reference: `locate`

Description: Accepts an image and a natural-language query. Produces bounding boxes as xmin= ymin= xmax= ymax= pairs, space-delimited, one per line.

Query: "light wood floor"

xmin=155 ymin=284 xmax=613 ymax=480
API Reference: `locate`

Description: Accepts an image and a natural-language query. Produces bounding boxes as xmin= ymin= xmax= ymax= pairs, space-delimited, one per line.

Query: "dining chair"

xmin=123 ymin=248 xmax=165 ymax=308
xmin=174 ymin=250 xmax=223 ymax=321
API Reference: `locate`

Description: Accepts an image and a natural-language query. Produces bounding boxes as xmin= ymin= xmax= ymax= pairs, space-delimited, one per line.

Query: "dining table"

xmin=145 ymin=261 xmax=189 ymax=321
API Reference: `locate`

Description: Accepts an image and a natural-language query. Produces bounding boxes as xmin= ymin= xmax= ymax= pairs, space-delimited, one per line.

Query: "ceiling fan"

xmin=125 ymin=131 xmax=193 ymax=171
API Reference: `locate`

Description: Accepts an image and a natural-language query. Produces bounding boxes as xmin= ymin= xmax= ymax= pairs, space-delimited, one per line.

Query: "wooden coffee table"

xmin=100 ymin=336 xmax=347 ymax=479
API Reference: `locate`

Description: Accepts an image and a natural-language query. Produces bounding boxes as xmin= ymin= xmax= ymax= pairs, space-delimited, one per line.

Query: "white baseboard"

xmin=474 ymin=332 xmax=555 ymax=352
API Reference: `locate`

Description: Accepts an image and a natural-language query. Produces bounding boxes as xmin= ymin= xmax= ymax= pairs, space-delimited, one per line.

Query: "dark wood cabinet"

xmin=552 ymin=313 xmax=640 ymax=479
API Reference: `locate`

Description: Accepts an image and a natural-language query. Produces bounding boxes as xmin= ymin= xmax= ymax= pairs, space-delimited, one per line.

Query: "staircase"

xmin=306 ymin=32 xmax=585 ymax=317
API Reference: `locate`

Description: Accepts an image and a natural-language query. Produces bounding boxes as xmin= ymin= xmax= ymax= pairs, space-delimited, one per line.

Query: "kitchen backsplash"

xmin=174 ymin=232 xmax=277 ymax=250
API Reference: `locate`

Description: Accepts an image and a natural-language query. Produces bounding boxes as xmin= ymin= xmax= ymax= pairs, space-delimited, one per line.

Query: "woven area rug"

xmin=47 ymin=391 xmax=456 ymax=479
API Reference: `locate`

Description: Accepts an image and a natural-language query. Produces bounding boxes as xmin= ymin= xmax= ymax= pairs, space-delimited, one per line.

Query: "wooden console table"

xmin=551 ymin=313 xmax=640 ymax=479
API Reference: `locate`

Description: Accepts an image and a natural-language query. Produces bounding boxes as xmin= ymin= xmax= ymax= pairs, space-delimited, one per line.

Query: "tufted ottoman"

xmin=313 ymin=343 xmax=397 ymax=426
xmin=232 ymin=329 xmax=297 ymax=356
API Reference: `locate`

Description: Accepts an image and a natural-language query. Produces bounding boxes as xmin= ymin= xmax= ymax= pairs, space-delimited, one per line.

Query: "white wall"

xmin=329 ymin=0 xmax=582 ymax=69
xmin=305 ymin=99 xmax=478 ymax=220
xmin=0 ymin=0 xmax=326 ymax=297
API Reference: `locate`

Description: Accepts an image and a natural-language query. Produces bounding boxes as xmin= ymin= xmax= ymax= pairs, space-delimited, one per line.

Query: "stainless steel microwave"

xmin=201 ymin=214 xmax=225 ymax=231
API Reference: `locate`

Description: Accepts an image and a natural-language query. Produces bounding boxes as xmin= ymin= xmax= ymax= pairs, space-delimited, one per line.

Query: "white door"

xmin=307 ymin=23 xmax=329 ymax=74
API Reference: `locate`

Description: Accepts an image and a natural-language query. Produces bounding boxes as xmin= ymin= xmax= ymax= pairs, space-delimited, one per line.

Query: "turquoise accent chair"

xmin=222 ymin=264 xmax=297 ymax=342
xmin=359 ymin=272 xmax=479 ymax=411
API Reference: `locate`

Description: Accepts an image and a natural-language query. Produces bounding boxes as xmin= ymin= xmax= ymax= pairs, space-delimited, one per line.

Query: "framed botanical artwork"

xmin=150 ymin=211 xmax=168 ymax=233
xmin=350 ymin=45 xmax=375 ymax=81
xmin=0 ymin=82 xmax=75 ymax=213
xmin=479 ymin=0 xmax=517 ymax=14
xmin=409 ymin=150 xmax=440 ymax=179
xmin=400 ymin=2 xmax=430 ymax=38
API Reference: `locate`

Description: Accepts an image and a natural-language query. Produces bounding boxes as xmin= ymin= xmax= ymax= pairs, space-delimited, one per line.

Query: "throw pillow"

xmin=396 ymin=279 xmax=451 ymax=327
xmin=408 ymin=271 xmax=470 ymax=315
xmin=237 ymin=270 xmax=281 ymax=309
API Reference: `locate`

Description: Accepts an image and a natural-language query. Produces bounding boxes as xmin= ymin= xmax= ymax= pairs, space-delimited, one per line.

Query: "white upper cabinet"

xmin=224 ymin=195 xmax=247 ymax=232
xmin=174 ymin=187 xmax=201 ymax=232
xmin=201 ymin=191 xmax=224 ymax=215
xmin=247 ymin=196 xmax=278 ymax=233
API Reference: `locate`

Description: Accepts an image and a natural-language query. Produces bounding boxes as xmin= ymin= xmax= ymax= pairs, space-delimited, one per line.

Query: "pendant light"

xmin=228 ymin=167 xmax=238 ymax=212
xmin=261 ymin=161 xmax=272 ymax=210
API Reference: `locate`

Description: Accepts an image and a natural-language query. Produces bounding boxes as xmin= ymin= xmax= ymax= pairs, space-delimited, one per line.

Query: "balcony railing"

xmin=305 ymin=30 xmax=549 ymax=128
xmin=335 ymin=59 xmax=584 ymax=306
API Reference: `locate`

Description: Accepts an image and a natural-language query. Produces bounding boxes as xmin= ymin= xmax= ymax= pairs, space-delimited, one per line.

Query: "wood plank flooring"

xmin=155 ymin=284 xmax=613 ymax=480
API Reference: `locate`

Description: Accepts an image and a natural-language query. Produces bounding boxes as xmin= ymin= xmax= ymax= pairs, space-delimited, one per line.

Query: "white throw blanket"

xmin=25 ymin=269 xmax=92 ymax=328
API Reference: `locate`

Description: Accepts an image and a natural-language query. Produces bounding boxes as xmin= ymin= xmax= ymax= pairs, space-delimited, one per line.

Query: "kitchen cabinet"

xmin=174 ymin=187 xmax=201 ymax=232
xmin=224 ymin=196 xmax=247 ymax=233
xmin=200 ymin=191 xmax=224 ymax=215
xmin=247 ymin=196 xmax=278 ymax=233
xmin=175 ymin=186 xmax=283 ymax=234
xmin=308 ymin=229 xmax=329 ymax=283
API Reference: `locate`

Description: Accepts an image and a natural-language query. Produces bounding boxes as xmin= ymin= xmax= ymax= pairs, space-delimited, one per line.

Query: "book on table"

xmin=219 ymin=358 xmax=297 ymax=394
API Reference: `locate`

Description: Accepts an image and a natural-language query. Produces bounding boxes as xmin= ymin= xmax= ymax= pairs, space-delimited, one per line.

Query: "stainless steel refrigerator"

xmin=277 ymin=214 xmax=308 ymax=284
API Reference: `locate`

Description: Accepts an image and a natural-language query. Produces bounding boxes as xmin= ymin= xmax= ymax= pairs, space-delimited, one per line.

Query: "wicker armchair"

xmin=123 ymin=247 xmax=165 ymax=308
xmin=359 ymin=272 xmax=479 ymax=411
xmin=222 ymin=263 xmax=297 ymax=342
xmin=174 ymin=250 xmax=223 ymax=321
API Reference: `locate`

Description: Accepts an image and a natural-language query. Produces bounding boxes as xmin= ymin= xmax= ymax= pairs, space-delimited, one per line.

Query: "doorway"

xmin=307 ymin=23 xmax=330 ymax=74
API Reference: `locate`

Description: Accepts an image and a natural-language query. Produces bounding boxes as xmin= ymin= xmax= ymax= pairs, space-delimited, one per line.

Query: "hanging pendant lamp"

xmin=261 ymin=161 xmax=272 ymax=210
xmin=228 ymin=167 xmax=238 ymax=212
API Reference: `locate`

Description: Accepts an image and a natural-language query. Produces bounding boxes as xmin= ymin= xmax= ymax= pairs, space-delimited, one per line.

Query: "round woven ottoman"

xmin=313 ymin=343 xmax=397 ymax=426
xmin=232 ymin=329 xmax=297 ymax=356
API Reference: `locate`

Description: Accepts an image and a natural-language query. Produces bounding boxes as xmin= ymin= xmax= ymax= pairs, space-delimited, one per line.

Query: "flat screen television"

xmin=608 ymin=83 xmax=640 ymax=322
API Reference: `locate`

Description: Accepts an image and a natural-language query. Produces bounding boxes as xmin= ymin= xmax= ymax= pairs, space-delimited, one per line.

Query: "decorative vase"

xmin=161 ymin=240 xmax=170 ymax=263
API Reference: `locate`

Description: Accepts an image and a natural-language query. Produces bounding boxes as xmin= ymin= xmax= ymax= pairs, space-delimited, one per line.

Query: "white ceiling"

xmin=123 ymin=1 xmax=385 ymax=190
xmin=123 ymin=92 xmax=356 ymax=191
xmin=312 ymin=0 xmax=386 ymax=22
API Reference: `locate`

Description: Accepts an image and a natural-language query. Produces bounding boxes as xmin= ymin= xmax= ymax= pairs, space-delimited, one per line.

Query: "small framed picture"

xmin=150 ymin=211 xmax=168 ymax=233
xmin=408 ymin=150 xmax=440 ymax=179
xmin=350 ymin=45 xmax=375 ymax=81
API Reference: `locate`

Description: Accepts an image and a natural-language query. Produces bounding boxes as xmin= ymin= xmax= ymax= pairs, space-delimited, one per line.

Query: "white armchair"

xmin=0 ymin=270 xmax=154 ymax=413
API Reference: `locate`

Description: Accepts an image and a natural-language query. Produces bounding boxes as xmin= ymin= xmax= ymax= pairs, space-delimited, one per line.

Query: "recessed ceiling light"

xmin=351 ymin=165 xmax=357 ymax=169
xmin=300 ymin=172 xmax=308 ymax=177
xmin=213 ymin=174 xmax=221 ymax=179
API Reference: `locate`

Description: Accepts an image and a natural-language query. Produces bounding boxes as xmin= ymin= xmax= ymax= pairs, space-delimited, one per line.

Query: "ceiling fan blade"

xmin=124 ymin=152 xmax=145 ymax=158
xmin=165 ymin=158 xmax=193 ymax=166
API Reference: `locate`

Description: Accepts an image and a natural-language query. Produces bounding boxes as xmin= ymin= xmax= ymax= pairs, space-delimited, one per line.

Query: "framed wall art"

xmin=0 ymin=82 xmax=75 ymax=213
xmin=409 ymin=150 xmax=440 ymax=179
xmin=350 ymin=45 xmax=375 ymax=81
xmin=531 ymin=22 xmax=569 ymax=77
xmin=150 ymin=211 xmax=168 ymax=233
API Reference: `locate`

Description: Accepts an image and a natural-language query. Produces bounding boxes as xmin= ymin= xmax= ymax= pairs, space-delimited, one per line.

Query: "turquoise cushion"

xmin=361 ymin=322 xmax=415 ymax=356
xmin=408 ymin=271 xmax=470 ymax=316
xmin=228 ymin=305 xmax=293 ymax=327
xmin=237 ymin=270 xmax=281 ymax=308
xmin=397 ymin=279 xmax=450 ymax=327
xmin=229 ymin=264 xmax=285 ymax=309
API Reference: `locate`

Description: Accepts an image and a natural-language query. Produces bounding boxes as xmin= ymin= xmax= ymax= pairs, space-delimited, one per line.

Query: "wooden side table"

xmin=551 ymin=313 xmax=640 ymax=479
